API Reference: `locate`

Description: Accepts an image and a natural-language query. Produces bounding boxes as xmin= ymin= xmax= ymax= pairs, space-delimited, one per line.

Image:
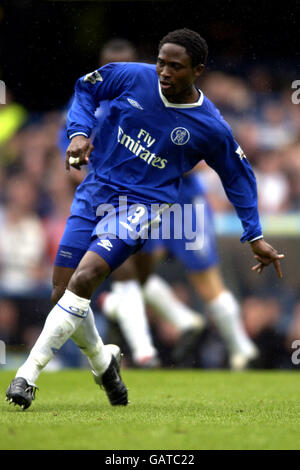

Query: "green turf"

xmin=0 ymin=369 xmax=300 ymax=450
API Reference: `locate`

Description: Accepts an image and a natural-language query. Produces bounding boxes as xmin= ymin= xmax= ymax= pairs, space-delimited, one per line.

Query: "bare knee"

xmin=68 ymin=262 xmax=110 ymax=299
xmin=113 ymin=258 xmax=137 ymax=281
xmin=189 ymin=267 xmax=225 ymax=302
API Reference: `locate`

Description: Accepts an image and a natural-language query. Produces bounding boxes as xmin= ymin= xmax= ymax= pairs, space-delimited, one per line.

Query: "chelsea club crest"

xmin=171 ymin=127 xmax=190 ymax=145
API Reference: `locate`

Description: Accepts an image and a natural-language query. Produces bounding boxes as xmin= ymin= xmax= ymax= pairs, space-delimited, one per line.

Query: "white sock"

xmin=101 ymin=282 xmax=123 ymax=321
xmin=143 ymin=274 xmax=203 ymax=332
xmin=71 ymin=307 xmax=111 ymax=376
xmin=16 ymin=289 xmax=90 ymax=385
xmin=103 ymin=280 xmax=157 ymax=363
xmin=207 ymin=290 xmax=255 ymax=355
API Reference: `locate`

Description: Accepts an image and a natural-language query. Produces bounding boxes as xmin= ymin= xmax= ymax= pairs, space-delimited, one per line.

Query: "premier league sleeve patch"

xmin=83 ymin=70 xmax=103 ymax=84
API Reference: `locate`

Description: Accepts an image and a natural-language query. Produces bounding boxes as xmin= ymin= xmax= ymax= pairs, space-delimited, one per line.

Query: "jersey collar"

xmin=158 ymin=81 xmax=204 ymax=108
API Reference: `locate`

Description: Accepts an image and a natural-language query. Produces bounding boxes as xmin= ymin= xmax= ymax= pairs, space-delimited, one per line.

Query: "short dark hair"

xmin=158 ymin=28 xmax=208 ymax=67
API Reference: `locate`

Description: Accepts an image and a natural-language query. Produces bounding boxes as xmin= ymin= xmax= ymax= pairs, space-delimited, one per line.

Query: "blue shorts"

xmin=143 ymin=196 xmax=219 ymax=272
xmin=54 ymin=215 xmax=138 ymax=271
xmin=54 ymin=194 xmax=164 ymax=271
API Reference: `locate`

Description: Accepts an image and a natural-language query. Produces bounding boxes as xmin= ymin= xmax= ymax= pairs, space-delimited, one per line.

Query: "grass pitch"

xmin=0 ymin=369 xmax=300 ymax=450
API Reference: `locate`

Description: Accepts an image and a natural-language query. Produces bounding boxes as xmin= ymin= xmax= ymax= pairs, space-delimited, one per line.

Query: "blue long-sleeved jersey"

xmin=67 ymin=62 xmax=262 ymax=242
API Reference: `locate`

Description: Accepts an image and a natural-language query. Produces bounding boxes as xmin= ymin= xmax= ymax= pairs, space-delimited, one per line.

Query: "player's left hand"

xmin=250 ymin=238 xmax=285 ymax=278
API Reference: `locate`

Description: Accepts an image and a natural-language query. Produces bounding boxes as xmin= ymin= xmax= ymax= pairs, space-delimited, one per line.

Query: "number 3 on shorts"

xmin=127 ymin=206 xmax=146 ymax=224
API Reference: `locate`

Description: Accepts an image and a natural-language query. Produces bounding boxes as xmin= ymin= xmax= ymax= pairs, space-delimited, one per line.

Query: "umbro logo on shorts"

xmin=59 ymin=250 xmax=73 ymax=259
xmin=97 ymin=240 xmax=113 ymax=251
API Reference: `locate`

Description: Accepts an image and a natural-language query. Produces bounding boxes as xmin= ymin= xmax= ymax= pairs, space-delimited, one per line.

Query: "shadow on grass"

xmin=2 ymin=400 xmax=209 ymax=417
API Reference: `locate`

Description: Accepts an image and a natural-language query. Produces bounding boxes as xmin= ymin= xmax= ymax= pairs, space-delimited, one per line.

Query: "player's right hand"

xmin=66 ymin=135 xmax=94 ymax=171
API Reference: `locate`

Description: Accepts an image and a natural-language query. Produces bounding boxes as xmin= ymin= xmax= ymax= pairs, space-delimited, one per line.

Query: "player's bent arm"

xmin=66 ymin=62 xmax=133 ymax=140
xmin=66 ymin=63 xmax=135 ymax=170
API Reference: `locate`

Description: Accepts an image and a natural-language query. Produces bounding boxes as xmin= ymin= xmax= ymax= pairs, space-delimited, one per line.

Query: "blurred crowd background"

xmin=0 ymin=0 xmax=300 ymax=370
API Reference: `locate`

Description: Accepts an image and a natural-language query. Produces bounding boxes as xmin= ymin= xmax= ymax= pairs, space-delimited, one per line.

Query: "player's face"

xmin=156 ymin=43 xmax=204 ymax=103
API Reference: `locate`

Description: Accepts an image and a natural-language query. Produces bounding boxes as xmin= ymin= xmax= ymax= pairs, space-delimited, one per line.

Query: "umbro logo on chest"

xmin=127 ymin=98 xmax=144 ymax=110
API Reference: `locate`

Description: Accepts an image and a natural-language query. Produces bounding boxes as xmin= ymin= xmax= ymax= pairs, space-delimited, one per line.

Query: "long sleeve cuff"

xmin=248 ymin=235 xmax=264 ymax=243
xmin=68 ymin=131 xmax=89 ymax=140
